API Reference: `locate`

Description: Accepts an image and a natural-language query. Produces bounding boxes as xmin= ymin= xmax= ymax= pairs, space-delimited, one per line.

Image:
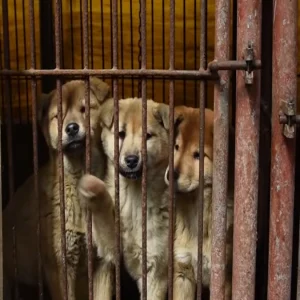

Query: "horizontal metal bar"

xmin=279 ymin=114 xmax=300 ymax=124
xmin=208 ymin=60 xmax=261 ymax=71
xmin=0 ymin=68 xmax=216 ymax=78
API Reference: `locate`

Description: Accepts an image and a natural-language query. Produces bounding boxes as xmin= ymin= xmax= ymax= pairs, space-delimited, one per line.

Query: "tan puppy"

xmin=3 ymin=78 xmax=110 ymax=300
xmin=164 ymin=106 xmax=233 ymax=300
xmin=78 ymin=97 xmax=170 ymax=300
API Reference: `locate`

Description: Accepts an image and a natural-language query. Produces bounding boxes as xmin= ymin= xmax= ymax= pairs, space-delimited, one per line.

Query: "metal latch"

xmin=244 ymin=42 xmax=254 ymax=85
xmin=279 ymin=99 xmax=299 ymax=139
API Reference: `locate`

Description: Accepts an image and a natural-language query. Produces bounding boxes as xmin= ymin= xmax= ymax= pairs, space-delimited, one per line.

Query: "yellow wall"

xmin=1 ymin=0 xmax=299 ymax=122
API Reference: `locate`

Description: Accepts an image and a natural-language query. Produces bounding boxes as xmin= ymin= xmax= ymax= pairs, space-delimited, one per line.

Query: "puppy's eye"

xmin=119 ymin=131 xmax=126 ymax=139
xmin=146 ymin=133 xmax=152 ymax=140
xmin=175 ymin=144 xmax=179 ymax=151
xmin=193 ymin=151 xmax=200 ymax=159
xmin=80 ymin=106 xmax=85 ymax=113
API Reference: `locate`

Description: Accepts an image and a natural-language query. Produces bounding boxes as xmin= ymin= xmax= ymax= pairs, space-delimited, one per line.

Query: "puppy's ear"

xmin=174 ymin=106 xmax=185 ymax=129
xmin=99 ymin=98 xmax=115 ymax=128
xmin=90 ymin=77 xmax=111 ymax=103
xmin=153 ymin=103 xmax=170 ymax=130
xmin=37 ymin=92 xmax=53 ymax=125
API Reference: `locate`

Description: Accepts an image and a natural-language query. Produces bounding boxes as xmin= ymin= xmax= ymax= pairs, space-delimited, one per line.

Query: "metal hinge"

xmin=279 ymin=100 xmax=299 ymax=138
xmin=244 ymin=42 xmax=254 ymax=85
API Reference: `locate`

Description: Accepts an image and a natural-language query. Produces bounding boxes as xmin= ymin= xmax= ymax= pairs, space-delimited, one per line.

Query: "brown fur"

xmin=164 ymin=106 xmax=233 ymax=300
xmin=3 ymin=78 xmax=110 ymax=300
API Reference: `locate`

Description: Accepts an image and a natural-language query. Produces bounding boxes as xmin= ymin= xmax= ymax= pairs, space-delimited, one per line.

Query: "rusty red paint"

xmin=210 ymin=0 xmax=231 ymax=298
xmin=232 ymin=0 xmax=262 ymax=299
xmin=268 ymin=0 xmax=297 ymax=299
xmin=196 ymin=0 xmax=207 ymax=298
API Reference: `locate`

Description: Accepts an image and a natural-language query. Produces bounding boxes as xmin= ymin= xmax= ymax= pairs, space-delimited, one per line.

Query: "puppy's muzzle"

xmin=119 ymin=154 xmax=142 ymax=180
xmin=63 ymin=122 xmax=85 ymax=153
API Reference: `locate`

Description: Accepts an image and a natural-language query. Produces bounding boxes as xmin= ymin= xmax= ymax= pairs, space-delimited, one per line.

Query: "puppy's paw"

xmin=78 ymin=174 xmax=107 ymax=211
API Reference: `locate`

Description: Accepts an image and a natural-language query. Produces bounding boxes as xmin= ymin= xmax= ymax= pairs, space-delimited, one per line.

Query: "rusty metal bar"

xmin=2 ymin=0 xmax=14 ymax=208
xmin=210 ymin=0 xmax=230 ymax=298
xmin=268 ymin=0 xmax=297 ymax=298
xmin=140 ymin=0 xmax=147 ymax=298
xmin=0 ymin=68 xmax=216 ymax=79
xmin=0 ymin=116 xmax=2 ymax=300
xmin=111 ymin=0 xmax=121 ymax=298
xmin=208 ymin=60 xmax=261 ymax=71
xmin=54 ymin=0 xmax=68 ymax=298
xmin=12 ymin=227 xmax=19 ymax=299
xmin=82 ymin=0 xmax=93 ymax=297
xmin=232 ymin=0 xmax=262 ymax=299
xmin=29 ymin=0 xmax=44 ymax=297
xmin=168 ymin=0 xmax=175 ymax=298
xmin=196 ymin=0 xmax=207 ymax=298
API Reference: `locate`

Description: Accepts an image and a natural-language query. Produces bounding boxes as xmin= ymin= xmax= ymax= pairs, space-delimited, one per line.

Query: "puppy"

xmin=3 ymin=78 xmax=110 ymax=300
xmin=78 ymin=97 xmax=170 ymax=300
xmin=164 ymin=106 xmax=233 ymax=300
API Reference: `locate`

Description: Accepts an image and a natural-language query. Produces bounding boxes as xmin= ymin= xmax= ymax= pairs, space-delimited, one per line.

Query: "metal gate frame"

xmin=0 ymin=0 xmax=299 ymax=299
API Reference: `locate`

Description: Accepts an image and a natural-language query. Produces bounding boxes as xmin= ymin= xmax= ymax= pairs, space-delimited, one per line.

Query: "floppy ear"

xmin=90 ymin=77 xmax=111 ymax=103
xmin=99 ymin=98 xmax=115 ymax=128
xmin=153 ymin=103 xmax=170 ymax=130
xmin=174 ymin=106 xmax=186 ymax=129
xmin=37 ymin=92 xmax=53 ymax=125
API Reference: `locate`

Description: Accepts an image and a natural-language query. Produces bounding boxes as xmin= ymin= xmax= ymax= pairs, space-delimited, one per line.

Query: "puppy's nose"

xmin=66 ymin=123 xmax=79 ymax=137
xmin=125 ymin=155 xmax=139 ymax=169
xmin=167 ymin=169 xmax=179 ymax=181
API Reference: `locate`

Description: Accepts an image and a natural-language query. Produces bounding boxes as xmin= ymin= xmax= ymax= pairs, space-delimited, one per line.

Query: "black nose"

xmin=125 ymin=155 xmax=139 ymax=169
xmin=167 ymin=169 xmax=179 ymax=181
xmin=66 ymin=123 xmax=79 ymax=137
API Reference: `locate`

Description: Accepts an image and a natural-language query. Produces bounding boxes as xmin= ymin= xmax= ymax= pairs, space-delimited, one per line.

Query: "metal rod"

xmin=29 ymin=0 xmax=44 ymax=297
xmin=268 ymin=0 xmax=297 ymax=298
xmin=208 ymin=60 xmax=261 ymax=71
xmin=112 ymin=0 xmax=121 ymax=298
xmin=82 ymin=0 xmax=93 ymax=297
xmin=54 ymin=0 xmax=68 ymax=298
xmin=232 ymin=0 xmax=262 ymax=299
xmin=196 ymin=0 xmax=207 ymax=297
xmin=140 ymin=0 xmax=147 ymax=298
xmin=0 ymin=68 xmax=216 ymax=78
xmin=210 ymin=0 xmax=230 ymax=297
xmin=168 ymin=0 xmax=175 ymax=298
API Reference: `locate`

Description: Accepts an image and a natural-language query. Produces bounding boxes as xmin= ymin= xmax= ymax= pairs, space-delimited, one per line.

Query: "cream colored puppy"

xmin=78 ymin=97 xmax=170 ymax=300
xmin=3 ymin=78 xmax=110 ymax=300
xmin=164 ymin=106 xmax=233 ymax=300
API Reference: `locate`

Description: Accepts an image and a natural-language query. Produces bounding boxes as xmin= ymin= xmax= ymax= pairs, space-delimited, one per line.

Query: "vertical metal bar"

xmin=161 ymin=0 xmax=166 ymax=103
xmin=151 ymin=0 xmax=154 ymax=100
xmin=22 ymin=0 xmax=30 ymax=121
xmin=79 ymin=0 xmax=84 ymax=68
xmin=232 ymin=0 xmax=262 ymax=299
xmin=196 ymin=0 xmax=207 ymax=298
xmin=13 ymin=0 xmax=22 ymax=122
xmin=82 ymin=0 xmax=93 ymax=298
xmin=210 ymin=0 xmax=230 ymax=297
xmin=256 ymin=1 xmax=272 ymax=299
xmin=140 ymin=0 xmax=147 ymax=298
xmin=231 ymin=0 xmax=237 ymax=127
xmin=39 ymin=0 xmax=56 ymax=93
xmin=2 ymin=0 xmax=14 ymax=204
xmin=29 ymin=0 xmax=44 ymax=298
xmin=89 ymin=0 xmax=94 ymax=69
xmin=70 ymin=0 xmax=75 ymax=68
xmin=129 ymin=0 xmax=134 ymax=96
xmin=268 ymin=0 xmax=297 ymax=298
xmin=120 ymin=0 xmax=124 ymax=98
xmin=182 ymin=0 xmax=186 ymax=105
xmin=54 ymin=0 xmax=68 ymax=298
xmin=100 ymin=0 xmax=105 ymax=71
xmin=193 ymin=0 xmax=197 ymax=106
xmin=168 ymin=0 xmax=175 ymax=298
xmin=12 ymin=227 xmax=19 ymax=300
xmin=112 ymin=0 xmax=121 ymax=298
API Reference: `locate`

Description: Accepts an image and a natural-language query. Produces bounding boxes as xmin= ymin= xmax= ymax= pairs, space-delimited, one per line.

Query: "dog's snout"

xmin=125 ymin=155 xmax=139 ymax=169
xmin=66 ymin=123 xmax=79 ymax=137
xmin=167 ymin=169 xmax=179 ymax=181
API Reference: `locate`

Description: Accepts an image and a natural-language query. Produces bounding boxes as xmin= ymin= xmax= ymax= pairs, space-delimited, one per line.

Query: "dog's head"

xmin=38 ymin=77 xmax=110 ymax=156
xmin=164 ymin=106 xmax=214 ymax=193
xmin=100 ymin=97 xmax=169 ymax=180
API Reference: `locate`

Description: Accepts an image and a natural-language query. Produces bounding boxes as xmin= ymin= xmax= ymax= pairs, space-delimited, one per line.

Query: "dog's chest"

xmin=117 ymin=185 xmax=169 ymax=276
